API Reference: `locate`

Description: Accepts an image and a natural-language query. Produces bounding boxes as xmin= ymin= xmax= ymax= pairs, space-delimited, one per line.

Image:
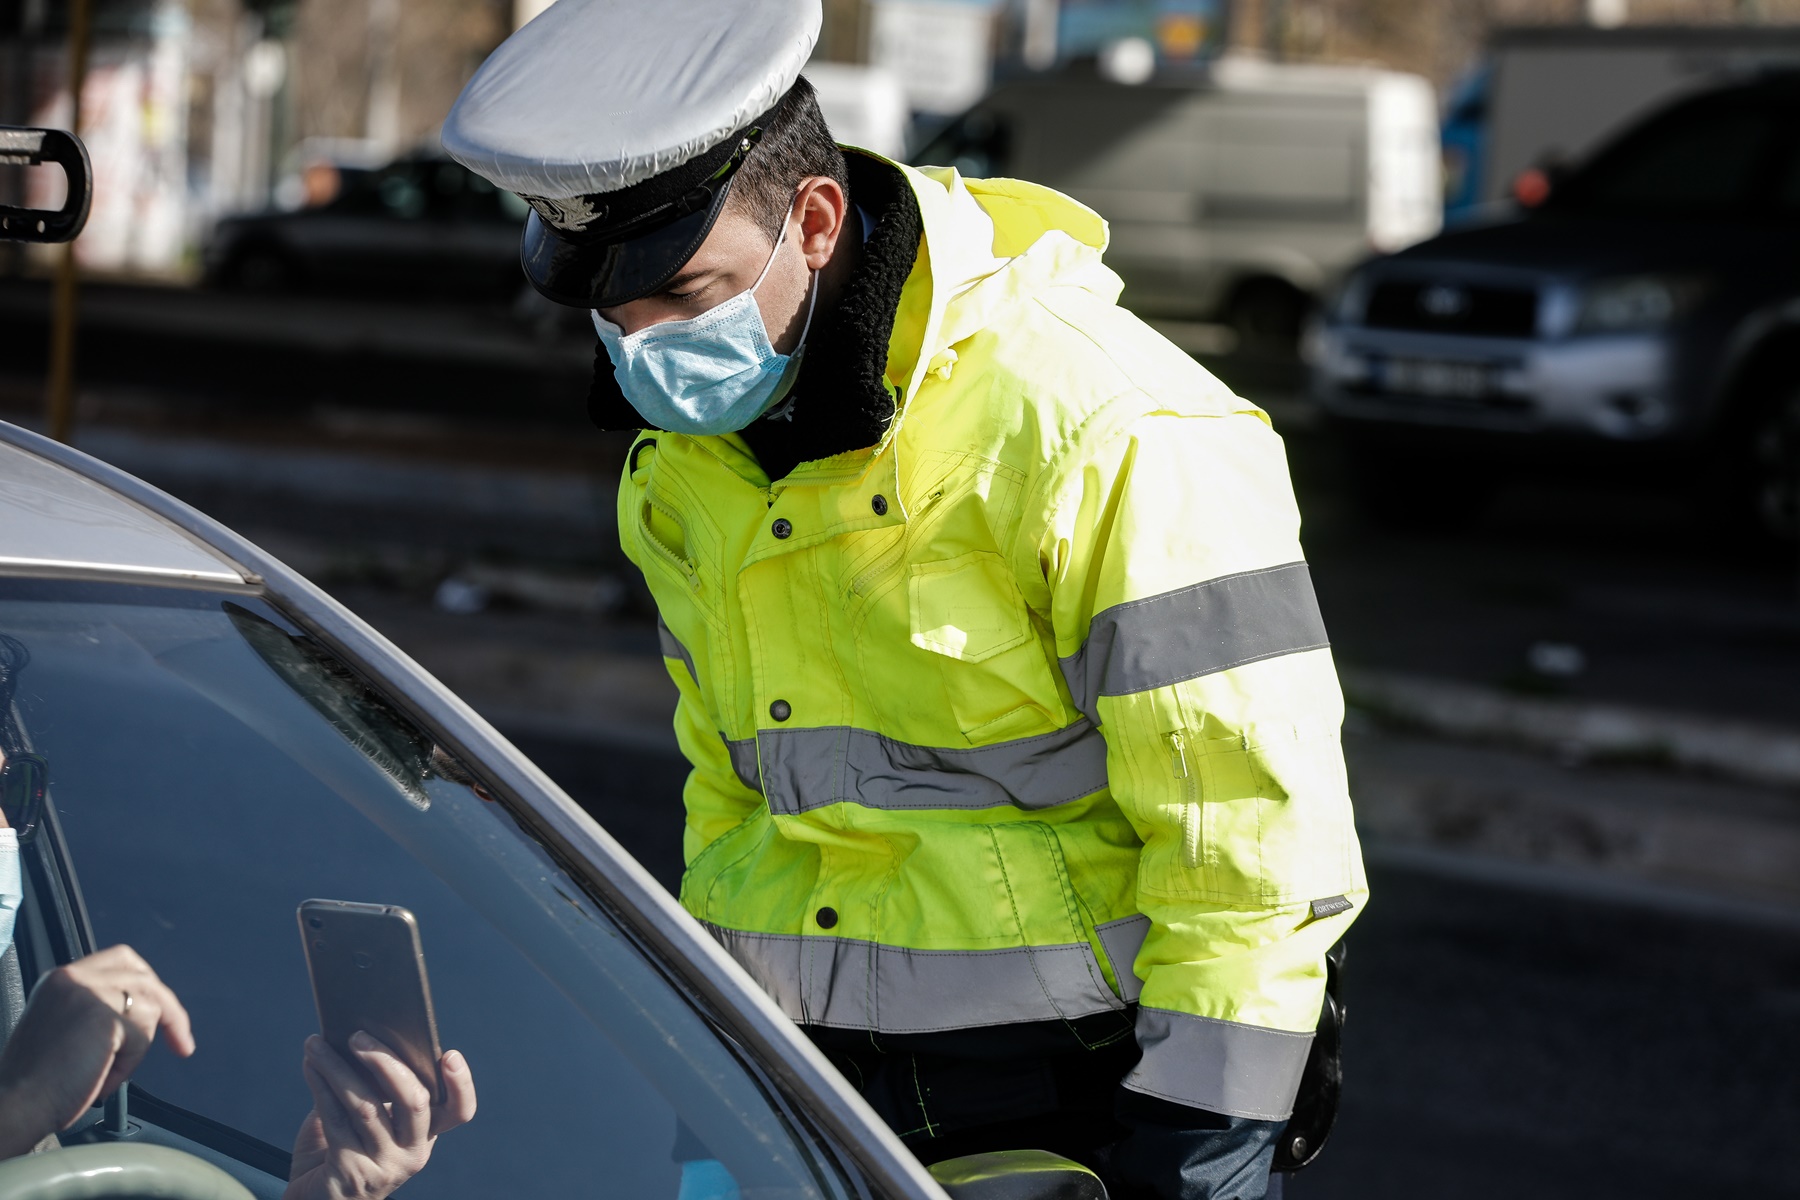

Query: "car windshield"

xmin=1545 ymin=92 xmax=1786 ymax=219
xmin=0 ymin=577 xmax=837 ymax=1200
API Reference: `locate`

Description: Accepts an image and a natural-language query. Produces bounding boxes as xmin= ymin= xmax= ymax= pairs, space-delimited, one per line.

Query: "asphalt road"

xmin=511 ymin=729 xmax=1800 ymax=1200
xmin=1290 ymin=449 xmax=1800 ymax=732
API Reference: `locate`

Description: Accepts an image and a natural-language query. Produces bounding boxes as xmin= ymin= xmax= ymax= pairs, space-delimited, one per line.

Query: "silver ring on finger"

xmin=120 ymin=990 xmax=133 ymax=1016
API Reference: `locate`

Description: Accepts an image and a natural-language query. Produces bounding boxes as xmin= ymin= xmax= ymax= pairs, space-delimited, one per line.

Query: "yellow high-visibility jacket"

xmin=618 ymin=159 xmax=1366 ymax=1122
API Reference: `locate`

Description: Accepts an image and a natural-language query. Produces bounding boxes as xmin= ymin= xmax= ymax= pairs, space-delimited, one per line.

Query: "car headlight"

xmin=1573 ymin=275 xmax=1704 ymax=334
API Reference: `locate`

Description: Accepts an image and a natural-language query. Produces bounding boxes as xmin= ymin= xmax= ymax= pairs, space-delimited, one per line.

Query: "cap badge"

xmin=522 ymin=192 xmax=605 ymax=233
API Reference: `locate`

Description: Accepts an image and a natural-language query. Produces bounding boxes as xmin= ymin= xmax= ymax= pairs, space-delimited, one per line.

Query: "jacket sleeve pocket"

xmin=1192 ymin=723 xmax=1356 ymax=906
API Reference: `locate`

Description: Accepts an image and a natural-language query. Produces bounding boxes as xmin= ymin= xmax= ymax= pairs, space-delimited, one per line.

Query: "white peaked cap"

xmin=442 ymin=0 xmax=822 ymax=201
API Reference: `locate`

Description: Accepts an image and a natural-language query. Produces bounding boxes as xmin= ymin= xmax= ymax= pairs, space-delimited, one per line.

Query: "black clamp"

xmin=0 ymin=126 xmax=93 ymax=244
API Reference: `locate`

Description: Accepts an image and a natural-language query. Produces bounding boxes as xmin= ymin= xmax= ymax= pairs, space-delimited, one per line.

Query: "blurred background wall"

xmin=3 ymin=0 xmax=1799 ymax=275
xmin=0 ymin=0 xmax=508 ymax=271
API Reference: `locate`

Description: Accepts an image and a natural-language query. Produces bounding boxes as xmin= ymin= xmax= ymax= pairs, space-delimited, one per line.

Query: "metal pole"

xmin=45 ymin=0 xmax=91 ymax=445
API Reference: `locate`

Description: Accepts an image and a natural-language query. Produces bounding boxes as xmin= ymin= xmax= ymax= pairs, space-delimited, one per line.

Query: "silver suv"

xmin=1311 ymin=72 xmax=1800 ymax=537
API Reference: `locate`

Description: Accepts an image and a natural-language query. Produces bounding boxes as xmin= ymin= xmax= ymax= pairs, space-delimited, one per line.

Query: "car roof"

xmin=0 ymin=438 xmax=248 ymax=585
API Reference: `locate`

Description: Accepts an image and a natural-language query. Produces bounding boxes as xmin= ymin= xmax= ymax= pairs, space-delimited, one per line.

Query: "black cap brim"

xmin=520 ymin=178 xmax=733 ymax=309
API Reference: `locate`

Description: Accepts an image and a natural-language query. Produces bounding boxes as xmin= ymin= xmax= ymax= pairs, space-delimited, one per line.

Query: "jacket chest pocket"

xmin=908 ymin=551 xmax=1058 ymax=741
xmin=625 ymin=443 xmax=733 ymax=726
xmin=910 ymin=552 xmax=1031 ymax=661
xmin=627 ymin=445 xmax=724 ymax=622
xmin=640 ymin=492 xmax=698 ymax=587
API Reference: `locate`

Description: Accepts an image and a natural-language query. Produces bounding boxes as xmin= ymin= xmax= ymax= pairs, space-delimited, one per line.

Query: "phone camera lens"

xmin=307 ymin=917 xmax=324 ymax=930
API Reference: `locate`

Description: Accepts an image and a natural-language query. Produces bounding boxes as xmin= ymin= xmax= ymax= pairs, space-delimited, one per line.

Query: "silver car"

xmin=0 ymin=421 xmax=959 ymax=1200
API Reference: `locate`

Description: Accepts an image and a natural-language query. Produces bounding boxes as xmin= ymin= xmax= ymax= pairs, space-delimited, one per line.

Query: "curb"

xmin=1345 ymin=730 xmax=1800 ymax=909
xmin=1342 ymin=667 xmax=1800 ymax=793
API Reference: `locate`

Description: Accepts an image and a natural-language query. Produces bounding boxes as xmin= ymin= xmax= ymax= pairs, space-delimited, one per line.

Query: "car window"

xmin=324 ymin=168 xmax=384 ymax=217
xmin=0 ymin=578 xmax=837 ymax=1200
xmin=375 ymin=165 xmax=427 ymax=221
xmin=432 ymin=165 xmax=526 ymax=224
xmin=1548 ymin=95 xmax=1782 ymax=218
xmin=912 ymin=108 xmax=1011 ymax=178
xmin=426 ymin=162 xmax=473 ymax=220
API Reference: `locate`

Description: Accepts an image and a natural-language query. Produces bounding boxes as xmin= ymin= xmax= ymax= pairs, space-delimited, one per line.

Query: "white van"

xmin=805 ymin=62 xmax=912 ymax=162
xmin=913 ymin=56 xmax=1441 ymax=353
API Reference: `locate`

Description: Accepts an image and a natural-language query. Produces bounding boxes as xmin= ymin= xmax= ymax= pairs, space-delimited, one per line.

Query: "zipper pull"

xmin=1167 ymin=731 xmax=1201 ymax=870
xmin=1166 ymin=730 xmax=1189 ymax=779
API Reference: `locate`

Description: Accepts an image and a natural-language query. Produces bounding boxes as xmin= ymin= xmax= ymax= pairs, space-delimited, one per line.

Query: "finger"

xmin=81 ymin=944 xmax=150 ymax=975
xmin=430 ymin=1050 xmax=477 ymax=1136
xmin=84 ymin=950 xmax=196 ymax=1062
xmin=303 ymin=1035 xmax=393 ymax=1156
xmin=95 ymin=991 xmax=156 ymax=1098
xmin=290 ymin=1108 xmax=328 ymax=1166
xmin=108 ymin=952 xmax=196 ymax=1060
xmin=347 ymin=1031 xmax=433 ymax=1148
xmin=139 ymin=975 xmax=195 ymax=1059
xmin=302 ymin=1054 xmax=368 ymax=1159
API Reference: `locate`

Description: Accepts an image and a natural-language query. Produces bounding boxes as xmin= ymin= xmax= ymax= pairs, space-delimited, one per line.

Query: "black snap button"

xmin=769 ymin=699 xmax=791 ymax=722
xmin=871 ymin=494 xmax=888 ymax=516
xmin=771 ymin=518 xmax=792 ymax=539
xmin=816 ymin=906 xmax=838 ymax=929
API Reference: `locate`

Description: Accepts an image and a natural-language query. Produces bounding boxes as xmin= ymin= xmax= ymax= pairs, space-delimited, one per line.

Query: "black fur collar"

xmin=586 ymin=155 xmax=923 ymax=482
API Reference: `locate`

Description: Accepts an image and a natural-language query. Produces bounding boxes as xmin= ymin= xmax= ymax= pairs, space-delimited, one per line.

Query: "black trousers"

xmin=803 ymin=1010 xmax=1285 ymax=1200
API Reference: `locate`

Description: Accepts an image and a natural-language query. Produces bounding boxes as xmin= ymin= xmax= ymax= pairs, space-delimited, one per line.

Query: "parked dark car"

xmin=1311 ymin=72 xmax=1800 ymax=538
xmin=203 ymin=156 xmax=527 ymax=298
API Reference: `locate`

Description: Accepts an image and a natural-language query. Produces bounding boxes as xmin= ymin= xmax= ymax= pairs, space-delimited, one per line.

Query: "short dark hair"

xmin=727 ymin=76 xmax=850 ymax=243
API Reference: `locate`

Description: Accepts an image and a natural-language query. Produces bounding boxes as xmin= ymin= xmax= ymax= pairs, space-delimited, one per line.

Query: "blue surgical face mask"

xmin=593 ymin=209 xmax=818 ymax=436
xmin=0 ymin=828 xmax=19 ymax=960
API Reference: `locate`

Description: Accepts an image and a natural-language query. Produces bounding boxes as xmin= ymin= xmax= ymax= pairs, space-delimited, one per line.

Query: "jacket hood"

xmin=888 ymin=162 xmax=1117 ymax=406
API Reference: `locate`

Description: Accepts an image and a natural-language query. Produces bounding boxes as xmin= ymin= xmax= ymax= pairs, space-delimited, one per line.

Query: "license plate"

xmin=1375 ymin=357 xmax=1497 ymax=399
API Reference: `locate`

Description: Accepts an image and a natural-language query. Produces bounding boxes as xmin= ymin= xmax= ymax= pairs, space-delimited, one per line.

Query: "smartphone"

xmin=297 ymin=899 xmax=443 ymax=1103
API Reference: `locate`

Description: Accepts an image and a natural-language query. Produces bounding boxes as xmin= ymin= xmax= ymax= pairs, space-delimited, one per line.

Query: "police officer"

xmin=444 ymin=4 xmax=1364 ymax=1197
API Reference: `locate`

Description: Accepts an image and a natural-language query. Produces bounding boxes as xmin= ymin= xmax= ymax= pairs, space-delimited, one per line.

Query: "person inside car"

xmin=0 ymin=938 xmax=476 ymax=1196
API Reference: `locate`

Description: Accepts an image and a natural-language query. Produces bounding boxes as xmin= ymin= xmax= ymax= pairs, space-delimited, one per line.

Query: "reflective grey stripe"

xmin=1094 ymin=913 xmax=1150 ymax=1003
xmin=1124 ymin=1006 xmax=1314 ymax=1121
xmin=1060 ymin=562 xmax=1330 ymax=716
xmin=704 ymin=924 xmax=1126 ymax=1033
xmin=756 ymin=719 xmax=1109 ymax=815
xmin=655 ymin=617 xmax=698 ymax=683
xmin=722 ymin=736 xmax=762 ymax=793
xmin=660 ymin=622 xmax=759 ymax=792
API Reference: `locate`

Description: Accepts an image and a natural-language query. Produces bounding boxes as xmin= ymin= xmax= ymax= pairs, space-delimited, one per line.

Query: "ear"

xmin=794 ymin=176 xmax=849 ymax=271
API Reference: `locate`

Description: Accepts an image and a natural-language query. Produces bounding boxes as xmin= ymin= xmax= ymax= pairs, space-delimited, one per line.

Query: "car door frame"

xmin=5 ymin=697 xmax=297 ymax=1198
xmin=0 ymin=419 xmax=945 ymax=1200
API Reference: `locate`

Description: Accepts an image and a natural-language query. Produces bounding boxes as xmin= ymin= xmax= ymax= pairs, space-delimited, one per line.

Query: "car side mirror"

xmin=928 ymin=1150 xmax=1108 ymax=1200
xmin=0 ymin=127 xmax=92 ymax=244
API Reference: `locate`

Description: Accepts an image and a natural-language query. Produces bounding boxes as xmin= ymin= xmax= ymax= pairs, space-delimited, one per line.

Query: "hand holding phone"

xmin=297 ymin=900 xmax=444 ymax=1104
